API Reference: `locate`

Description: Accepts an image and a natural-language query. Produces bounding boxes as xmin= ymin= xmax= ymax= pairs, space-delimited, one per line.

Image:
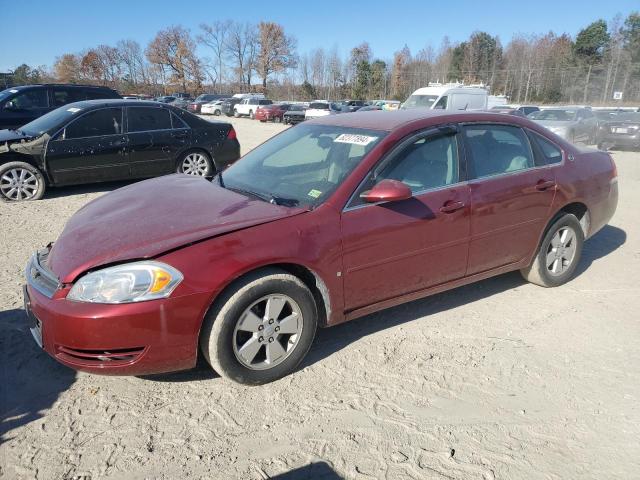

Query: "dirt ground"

xmin=1 ymin=117 xmax=639 ymax=479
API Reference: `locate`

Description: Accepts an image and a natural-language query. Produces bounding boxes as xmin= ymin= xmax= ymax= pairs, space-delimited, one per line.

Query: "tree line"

xmin=8 ymin=12 xmax=640 ymax=104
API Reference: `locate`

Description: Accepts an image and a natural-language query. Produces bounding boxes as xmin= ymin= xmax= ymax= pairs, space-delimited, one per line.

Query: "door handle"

xmin=535 ymin=179 xmax=556 ymax=191
xmin=440 ymin=200 xmax=465 ymax=213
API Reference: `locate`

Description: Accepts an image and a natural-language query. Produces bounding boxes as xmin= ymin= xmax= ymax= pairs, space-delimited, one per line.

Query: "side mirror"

xmin=361 ymin=179 xmax=412 ymax=203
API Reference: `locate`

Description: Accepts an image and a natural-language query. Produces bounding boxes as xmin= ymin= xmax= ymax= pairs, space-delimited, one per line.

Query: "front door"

xmin=341 ymin=128 xmax=471 ymax=311
xmin=46 ymin=107 xmax=129 ymax=185
xmin=462 ymin=123 xmax=557 ymax=275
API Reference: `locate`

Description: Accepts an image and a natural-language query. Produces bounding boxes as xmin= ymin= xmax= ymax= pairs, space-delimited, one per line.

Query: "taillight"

xmin=227 ymin=127 xmax=237 ymax=141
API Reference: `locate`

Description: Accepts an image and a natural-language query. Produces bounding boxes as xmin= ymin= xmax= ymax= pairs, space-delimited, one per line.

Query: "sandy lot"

xmin=1 ymin=117 xmax=639 ymax=479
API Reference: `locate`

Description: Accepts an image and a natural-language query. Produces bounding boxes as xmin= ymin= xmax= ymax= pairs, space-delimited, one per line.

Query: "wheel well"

xmin=211 ymin=264 xmax=331 ymax=328
xmin=558 ymin=202 xmax=590 ymax=236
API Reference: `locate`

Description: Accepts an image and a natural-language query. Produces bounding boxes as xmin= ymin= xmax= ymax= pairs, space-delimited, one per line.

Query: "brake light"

xmin=227 ymin=127 xmax=237 ymax=141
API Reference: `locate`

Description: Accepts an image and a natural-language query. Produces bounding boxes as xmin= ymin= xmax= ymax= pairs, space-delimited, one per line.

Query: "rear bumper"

xmin=600 ymin=133 xmax=640 ymax=148
xmin=215 ymin=139 xmax=241 ymax=169
xmin=24 ymin=283 xmax=212 ymax=375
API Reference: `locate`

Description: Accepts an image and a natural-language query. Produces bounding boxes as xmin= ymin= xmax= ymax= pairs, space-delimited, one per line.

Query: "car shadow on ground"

xmin=303 ymin=224 xmax=626 ymax=370
xmin=269 ymin=462 xmax=342 ymax=479
xmin=0 ymin=308 xmax=76 ymax=444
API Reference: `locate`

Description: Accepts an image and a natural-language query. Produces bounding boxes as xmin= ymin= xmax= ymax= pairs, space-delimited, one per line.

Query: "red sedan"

xmin=254 ymin=103 xmax=291 ymax=123
xmin=24 ymin=110 xmax=618 ymax=384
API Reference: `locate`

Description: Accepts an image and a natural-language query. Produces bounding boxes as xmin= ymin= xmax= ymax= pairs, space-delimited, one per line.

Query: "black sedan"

xmin=0 ymin=100 xmax=240 ymax=201
xmin=282 ymin=105 xmax=307 ymax=125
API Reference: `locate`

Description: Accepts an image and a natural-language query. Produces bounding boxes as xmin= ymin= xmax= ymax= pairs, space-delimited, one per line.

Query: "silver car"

xmin=528 ymin=108 xmax=597 ymax=144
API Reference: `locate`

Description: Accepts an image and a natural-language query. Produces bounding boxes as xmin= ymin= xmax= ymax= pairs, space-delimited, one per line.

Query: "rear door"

xmin=462 ymin=123 xmax=557 ymax=275
xmin=341 ymin=127 xmax=471 ymax=310
xmin=46 ymin=107 xmax=129 ymax=185
xmin=127 ymin=106 xmax=184 ymax=178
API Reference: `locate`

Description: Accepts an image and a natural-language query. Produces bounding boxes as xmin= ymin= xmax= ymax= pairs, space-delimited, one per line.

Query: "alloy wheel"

xmin=0 ymin=168 xmax=39 ymax=201
xmin=546 ymin=227 xmax=577 ymax=276
xmin=232 ymin=294 xmax=303 ymax=370
xmin=181 ymin=153 xmax=210 ymax=176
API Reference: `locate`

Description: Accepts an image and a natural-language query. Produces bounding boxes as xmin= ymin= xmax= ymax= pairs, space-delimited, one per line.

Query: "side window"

xmin=463 ymin=124 xmax=534 ymax=179
xmin=128 ymin=107 xmax=172 ymax=132
xmin=528 ymin=131 xmax=563 ymax=165
xmin=171 ymin=112 xmax=189 ymax=129
xmin=6 ymin=89 xmax=48 ymax=110
xmin=433 ymin=96 xmax=448 ymax=110
xmin=52 ymin=88 xmax=87 ymax=107
xmin=63 ymin=108 xmax=123 ymax=139
xmin=376 ymin=134 xmax=459 ymax=193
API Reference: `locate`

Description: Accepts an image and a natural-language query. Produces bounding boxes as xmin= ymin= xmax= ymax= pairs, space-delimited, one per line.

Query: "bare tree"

xmin=226 ymin=22 xmax=258 ymax=88
xmin=146 ymin=26 xmax=198 ymax=92
xmin=198 ymin=20 xmax=231 ymax=92
xmin=117 ymin=39 xmax=147 ymax=87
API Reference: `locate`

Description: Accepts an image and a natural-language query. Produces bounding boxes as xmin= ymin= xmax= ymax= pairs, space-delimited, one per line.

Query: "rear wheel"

xmin=200 ymin=269 xmax=318 ymax=385
xmin=176 ymin=150 xmax=214 ymax=177
xmin=0 ymin=161 xmax=46 ymax=202
xmin=249 ymin=110 xmax=255 ymax=119
xmin=214 ymin=109 xmax=221 ymax=116
xmin=233 ymin=109 xmax=240 ymax=118
xmin=520 ymin=213 xmax=584 ymax=287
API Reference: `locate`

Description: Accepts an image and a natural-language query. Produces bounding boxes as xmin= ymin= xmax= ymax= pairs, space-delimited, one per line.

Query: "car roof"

xmin=306 ymin=109 xmax=547 ymax=132
xmin=63 ymin=99 xmax=166 ymax=108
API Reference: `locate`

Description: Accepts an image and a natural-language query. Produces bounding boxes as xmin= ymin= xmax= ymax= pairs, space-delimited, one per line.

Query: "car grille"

xmin=26 ymin=247 xmax=60 ymax=298
xmin=56 ymin=346 xmax=145 ymax=366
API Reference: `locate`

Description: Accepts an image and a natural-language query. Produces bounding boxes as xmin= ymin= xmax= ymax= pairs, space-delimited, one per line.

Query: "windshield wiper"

xmin=269 ymin=195 xmax=299 ymax=207
xmin=226 ymin=185 xmax=299 ymax=206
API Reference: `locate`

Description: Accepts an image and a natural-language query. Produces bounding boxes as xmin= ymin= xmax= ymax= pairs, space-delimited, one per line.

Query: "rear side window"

xmin=128 ymin=107 xmax=172 ymax=132
xmin=52 ymin=87 xmax=87 ymax=107
xmin=463 ymin=124 xmax=534 ymax=179
xmin=63 ymin=108 xmax=123 ymax=139
xmin=528 ymin=131 xmax=563 ymax=165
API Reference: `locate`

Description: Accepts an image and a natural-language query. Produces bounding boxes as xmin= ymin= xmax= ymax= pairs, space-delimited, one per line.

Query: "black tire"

xmin=214 ymin=109 xmax=221 ymax=116
xmin=274 ymin=115 xmax=282 ymax=123
xmin=0 ymin=161 xmax=46 ymax=202
xmin=249 ymin=110 xmax=255 ymax=119
xmin=233 ymin=109 xmax=240 ymax=118
xmin=520 ymin=213 xmax=584 ymax=287
xmin=176 ymin=150 xmax=214 ymax=177
xmin=200 ymin=268 xmax=318 ymax=385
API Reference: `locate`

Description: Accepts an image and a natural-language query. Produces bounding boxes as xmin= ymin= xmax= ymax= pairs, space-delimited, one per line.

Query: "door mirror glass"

xmin=361 ymin=179 xmax=412 ymax=203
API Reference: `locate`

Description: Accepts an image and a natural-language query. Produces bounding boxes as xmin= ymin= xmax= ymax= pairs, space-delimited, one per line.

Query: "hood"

xmin=532 ymin=120 xmax=576 ymax=129
xmin=0 ymin=129 xmax=32 ymax=144
xmin=48 ymin=174 xmax=308 ymax=283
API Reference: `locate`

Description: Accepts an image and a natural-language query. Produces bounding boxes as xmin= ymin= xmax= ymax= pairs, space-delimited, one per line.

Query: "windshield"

xmin=0 ymin=88 xmax=20 ymax=102
xmin=221 ymin=124 xmax=386 ymax=207
xmin=529 ymin=110 xmax=577 ymax=121
xmin=309 ymin=102 xmax=329 ymax=110
xmin=18 ymin=105 xmax=83 ymax=136
xmin=402 ymin=94 xmax=439 ymax=109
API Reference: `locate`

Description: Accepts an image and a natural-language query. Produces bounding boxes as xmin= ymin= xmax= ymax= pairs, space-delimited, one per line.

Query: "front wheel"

xmin=0 ymin=161 xmax=46 ymax=202
xmin=249 ymin=110 xmax=255 ymax=119
xmin=214 ymin=109 xmax=221 ymax=116
xmin=176 ymin=150 xmax=214 ymax=177
xmin=200 ymin=269 xmax=318 ymax=385
xmin=520 ymin=213 xmax=584 ymax=287
xmin=233 ymin=109 xmax=240 ymax=118
xmin=274 ymin=115 xmax=282 ymax=123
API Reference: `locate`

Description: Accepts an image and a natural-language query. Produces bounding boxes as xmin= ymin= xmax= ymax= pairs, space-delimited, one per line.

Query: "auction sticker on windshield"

xmin=334 ymin=134 xmax=378 ymax=146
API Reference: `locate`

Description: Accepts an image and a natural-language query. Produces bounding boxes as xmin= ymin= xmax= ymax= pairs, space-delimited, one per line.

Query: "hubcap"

xmin=546 ymin=227 xmax=577 ymax=276
xmin=181 ymin=153 xmax=209 ymax=176
xmin=232 ymin=294 xmax=303 ymax=370
xmin=0 ymin=168 xmax=39 ymax=201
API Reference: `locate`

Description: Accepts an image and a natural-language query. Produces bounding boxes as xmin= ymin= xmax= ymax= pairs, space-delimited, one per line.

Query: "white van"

xmin=402 ymin=83 xmax=488 ymax=111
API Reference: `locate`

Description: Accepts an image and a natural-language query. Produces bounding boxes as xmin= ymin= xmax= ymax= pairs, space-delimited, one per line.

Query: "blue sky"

xmin=1 ymin=0 xmax=638 ymax=71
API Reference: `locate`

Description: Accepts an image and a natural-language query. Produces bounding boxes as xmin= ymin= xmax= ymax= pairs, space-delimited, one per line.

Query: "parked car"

xmin=339 ymin=100 xmax=365 ymax=112
xmin=221 ymin=97 xmax=242 ymax=117
xmin=489 ymin=107 xmax=526 ymax=117
xmin=171 ymin=92 xmax=191 ymax=99
xmin=528 ymin=108 xmax=597 ymax=144
xmin=0 ymin=99 xmax=240 ymax=201
xmin=402 ymin=84 xmax=488 ymax=111
xmin=282 ymin=104 xmax=307 ymax=124
xmin=304 ymin=101 xmax=342 ymax=120
xmin=357 ymin=105 xmax=382 ymax=112
xmin=155 ymin=96 xmax=176 ymax=103
xmin=234 ymin=98 xmax=273 ymax=119
xmin=170 ymin=97 xmax=193 ymax=110
xmin=255 ymin=103 xmax=291 ymax=123
xmin=597 ymin=111 xmax=640 ymax=150
xmin=188 ymin=94 xmax=229 ymax=114
xmin=492 ymin=105 xmax=540 ymax=116
xmin=201 ymin=99 xmax=228 ymax=116
xmin=23 ymin=110 xmax=617 ymax=384
xmin=0 ymin=84 xmax=121 ymax=130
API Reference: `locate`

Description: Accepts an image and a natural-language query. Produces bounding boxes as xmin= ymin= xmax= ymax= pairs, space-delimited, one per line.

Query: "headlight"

xmin=67 ymin=261 xmax=183 ymax=304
